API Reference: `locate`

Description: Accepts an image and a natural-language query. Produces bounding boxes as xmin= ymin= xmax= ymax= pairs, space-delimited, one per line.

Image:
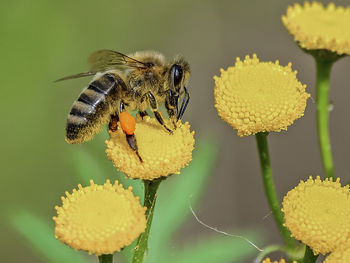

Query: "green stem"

xmin=98 ymin=254 xmax=113 ymax=263
xmin=132 ymin=178 xmax=163 ymax=263
xmin=315 ymin=57 xmax=335 ymax=179
xmin=255 ymin=132 xmax=295 ymax=249
xmin=302 ymin=246 xmax=318 ymax=263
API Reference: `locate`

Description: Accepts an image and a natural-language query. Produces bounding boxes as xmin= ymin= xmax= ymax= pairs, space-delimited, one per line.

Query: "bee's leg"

xmin=139 ymin=95 xmax=149 ymax=119
xmin=108 ymin=113 xmax=119 ymax=132
xmin=120 ymin=100 xmax=126 ymax=112
xmin=139 ymin=111 xmax=149 ymax=119
xmin=119 ymin=101 xmax=143 ymax=162
xmin=165 ymin=90 xmax=179 ymax=129
xmin=126 ymin=134 xmax=143 ymax=162
xmin=147 ymin=91 xmax=173 ymax=133
xmin=177 ymin=87 xmax=190 ymax=120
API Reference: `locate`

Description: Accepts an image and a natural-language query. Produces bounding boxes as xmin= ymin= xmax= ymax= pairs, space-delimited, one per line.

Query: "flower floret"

xmin=214 ymin=54 xmax=309 ymax=136
xmin=282 ymin=2 xmax=350 ymax=55
xmin=106 ymin=116 xmax=195 ymax=180
xmin=324 ymin=245 xmax=350 ymax=263
xmin=53 ymin=180 xmax=146 ymax=255
xmin=282 ymin=176 xmax=350 ymax=254
xmin=262 ymin=258 xmax=296 ymax=263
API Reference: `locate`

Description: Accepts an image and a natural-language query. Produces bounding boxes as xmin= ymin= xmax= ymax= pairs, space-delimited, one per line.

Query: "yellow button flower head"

xmin=282 ymin=176 xmax=350 ymax=255
xmin=214 ymin=54 xmax=309 ymax=136
xmin=324 ymin=245 xmax=350 ymax=263
xmin=106 ymin=116 xmax=195 ymax=180
xmin=262 ymin=258 xmax=297 ymax=263
xmin=53 ymin=180 xmax=146 ymax=255
xmin=282 ymin=2 xmax=350 ymax=56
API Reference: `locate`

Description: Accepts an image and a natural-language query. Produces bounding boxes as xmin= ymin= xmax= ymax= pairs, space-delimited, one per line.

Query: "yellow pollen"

xmin=106 ymin=116 xmax=195 ymax=180
xmin=53 ymin=180 xmax=146 ymax=255
xmin=214 ymin=54 xmax=309 ymax=136
xmin=282 ymin=176 xmax=350 ymax=255
xmin=261 ymin=258 xmax=297 ymax=263
xmin=282 ymin=2 xmax=350 ymax=55
xmin=324 ymin=245 xmax=350 ymax=263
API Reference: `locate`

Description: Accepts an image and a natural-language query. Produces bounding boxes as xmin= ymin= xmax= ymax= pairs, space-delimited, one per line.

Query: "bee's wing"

xmin=54 ymin=72 xmax=96 ymax=82
xmin=55 ymin=50 xmax=149 ymax=82
xmin=88 ymin=50 xmax=150 ymax=72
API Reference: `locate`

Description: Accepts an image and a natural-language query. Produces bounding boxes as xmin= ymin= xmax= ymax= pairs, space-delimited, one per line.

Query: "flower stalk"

xmin=132 ymin=178 xmax=163 ymax=263
xmin=98 ymin=254 xmax=113 ymax=263
xmin=302 ymin=246 xmax=318 ymax=263
xmin=255 ymin=132 xmax=295 ymax=249
xmin=315 ymin=55 xmax=335 ymax=179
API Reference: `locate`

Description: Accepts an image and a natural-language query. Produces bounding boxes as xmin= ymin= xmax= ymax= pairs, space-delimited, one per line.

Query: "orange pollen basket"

xmin=119 ymin=112 xmax=136 ymax=135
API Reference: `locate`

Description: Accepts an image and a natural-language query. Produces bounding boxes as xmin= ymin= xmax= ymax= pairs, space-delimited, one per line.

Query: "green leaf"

xmin=8 ymin=209 xmax=88 ymax=263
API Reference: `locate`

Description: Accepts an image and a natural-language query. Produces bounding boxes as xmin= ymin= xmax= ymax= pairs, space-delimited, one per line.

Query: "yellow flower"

xmin=106 ymin=116 xmax=195 ymax=180
xmin=282 ymin=176 xmax=350 ymax=255
xmin=282 ymin=2 xmax=350 ymax=56
xmin=53 ymin=180 xmax=146 ymax=255
xmin=262 ymin=258 xmax=297 ymax=263
xmin=324 ymin=245 xmax=350 ymax=263
xmin=214 ymin=54 xmax=309 ymax=136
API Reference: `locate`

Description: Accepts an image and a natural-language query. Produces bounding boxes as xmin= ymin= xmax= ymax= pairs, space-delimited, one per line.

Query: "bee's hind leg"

xmin=125 ymin=134 xmax=143 ymax=162
xmin=118 ymin=102 xmax=143 ymax=162
xmin=108 ymin=113 xmax=119 ymax=132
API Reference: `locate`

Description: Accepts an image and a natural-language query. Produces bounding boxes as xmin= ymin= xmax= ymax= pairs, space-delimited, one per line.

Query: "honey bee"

xmin=57 ymin=50 xmax=190 ymax=161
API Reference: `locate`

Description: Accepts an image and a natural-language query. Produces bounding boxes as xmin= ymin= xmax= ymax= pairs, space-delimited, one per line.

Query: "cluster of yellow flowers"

xmin=52 ymin=1 xmax=350 ymax=262
xmin=53 ymin=117 xmax=195 ymax=255
xmin=214 ymin=2 xmax=350 ymax=262
xmin=282 ymin=176 xmax=350 ymax=260
xmin=280 ymin=2 xmax=350 ymax=262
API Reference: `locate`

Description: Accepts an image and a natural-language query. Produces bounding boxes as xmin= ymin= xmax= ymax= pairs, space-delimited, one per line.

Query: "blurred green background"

xmin=2 ymin=0 xmax=350 ymax=262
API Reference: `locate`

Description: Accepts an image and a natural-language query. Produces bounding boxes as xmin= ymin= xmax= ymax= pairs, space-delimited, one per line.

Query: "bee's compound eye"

xmin=173 ymin=65 xmax=183 ymax=87
xmin=119 ymin=112 xmax=136 ymax=135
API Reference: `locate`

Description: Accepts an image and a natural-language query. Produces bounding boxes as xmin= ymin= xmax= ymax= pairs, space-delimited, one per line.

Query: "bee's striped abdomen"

xmin=66 ymin=73 xmax=121 ymax=144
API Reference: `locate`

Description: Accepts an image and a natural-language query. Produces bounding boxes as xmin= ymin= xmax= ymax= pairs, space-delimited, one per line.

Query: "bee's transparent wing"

xmin=54 ymin=72 xmax=96 ymax=82
xmin=88 ymin=50 xmax=149 ymax=72
xmin=55 ymin=50 xmax=149 ymax=82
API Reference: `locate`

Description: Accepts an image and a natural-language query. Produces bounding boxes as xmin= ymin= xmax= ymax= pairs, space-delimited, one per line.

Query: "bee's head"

xmin=166 ymin=57 xmax=190 ymax=121
xmin=169 ymin=57 xmax=190 ymax=94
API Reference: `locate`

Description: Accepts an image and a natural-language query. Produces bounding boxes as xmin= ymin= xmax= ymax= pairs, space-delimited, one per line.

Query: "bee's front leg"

xmin=177 ymin=87 xmax=190 ymax=120
xmin=147 ymin=91 xmax=173 ymax=134
xmin=165 ymin=90 xmax=179 ymax=129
